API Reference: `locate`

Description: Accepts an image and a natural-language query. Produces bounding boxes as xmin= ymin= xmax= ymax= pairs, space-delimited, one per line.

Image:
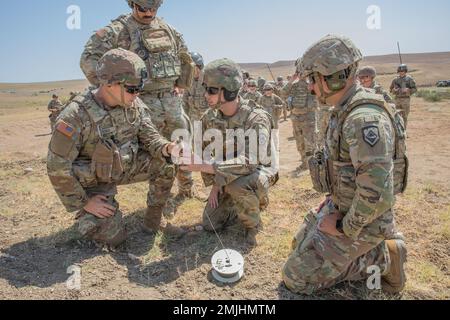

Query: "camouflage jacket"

xmin=183 ymin=72 xmax=209 ymax=122
xmin=48 ymin=100 xmax=63 ymax=115
xmin=274 ymin=81 xmax=287 ymax=99
xmin=200 ymin=99 xmax=275 ymax=188
xmin=282 ymin=79 xmax=317 ymax=114
xmin=243 ymin=91 xmax=262 ymax=103
xmin=257 ymin=94 xmax=285 ymax=118
xmin=47 ymin=91 xmax=169 ymax=212
xmin=371 ymin=82 xmax=394 ymax=104
xmin=390 ymin=75 xmax=417 ymax=98
xmin=325 ymin=85 xmax=400 ymax=239
xmin=80 ymin=14 xmax=188 ymax=92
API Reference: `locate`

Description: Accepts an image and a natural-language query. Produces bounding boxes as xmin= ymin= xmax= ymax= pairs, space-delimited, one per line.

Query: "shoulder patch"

xmin=56 ymin=121 xmax=75 ymax=138
xmin=362 ymin=125 xmax=380 ymax=147
xmin=96 ymin=28 xmax=107 ymax=38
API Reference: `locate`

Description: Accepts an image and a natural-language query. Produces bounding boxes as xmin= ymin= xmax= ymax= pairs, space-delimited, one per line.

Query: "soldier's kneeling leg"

xmin=202 ymin=194 xmax=237 ymax=232
xmin=225 ymin=172 xmax=270 ymax=230
xmin=76 ymin=208 xmax=127 ymax=248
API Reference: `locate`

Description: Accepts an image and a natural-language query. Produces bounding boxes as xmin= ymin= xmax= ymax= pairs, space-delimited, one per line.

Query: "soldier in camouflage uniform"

xmin=48 ymin=94 xmax=63 ymax=132
xmin=80 ymin=0 xmax=194 ymax=211
xmin=390 ymin=64 xmax=417 ymax=129
xmin=282 ymin=35 xmax=409 ymax=295
xmin=243 ymin=80 xmax=262 ymax=103
xmin=274 ymin=76 xmax=289 ymax=121
xmin=48 ymin=49 xmax=185 ymax=247
xmin=257 ymin=83 xmax=285 ymax=129
xmin=357 ymin=66 xmax=394 ymax=103
xmin=183 ymin=52 xmax=209 ymax=122
xmin=282 ymin=71 xmax=318 ymax=171
xmin=181 ymin=59 xmax=279 ymax=246
xmin=257 ymin=77 xmax=267 ymax=94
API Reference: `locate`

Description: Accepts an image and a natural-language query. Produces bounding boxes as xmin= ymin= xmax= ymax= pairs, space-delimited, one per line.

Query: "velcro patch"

xmin=96 ymin=28 xmax=107 ymax=38
xmin=362 ymin=125 xmax=380 ymax=147
xmin=56 ymin=121 xmax=75 ymax=138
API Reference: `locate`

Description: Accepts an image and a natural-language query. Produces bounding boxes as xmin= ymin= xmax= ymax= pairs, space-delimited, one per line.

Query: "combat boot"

xmin=245 ymin=228 xmax=259 ymax=247
xmin=143 ymin=206 xmax=163 ymax=234
xmin=382 ymin=239 xmax=408 ymax=294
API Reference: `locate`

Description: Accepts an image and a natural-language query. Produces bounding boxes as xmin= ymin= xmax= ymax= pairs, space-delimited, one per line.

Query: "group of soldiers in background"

xmin=46 ymin=0 xmax=418 ymax=296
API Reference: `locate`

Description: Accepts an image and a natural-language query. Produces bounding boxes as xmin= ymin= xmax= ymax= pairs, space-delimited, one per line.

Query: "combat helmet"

xmin=203 ymin=58 xmax=243 ymax=92
xmin=96 ymin=48 xmax=148 ymax=86
xmin=127 ymin=0 xmax=163 ymax=10
xmin=296 ymin=34 xmax=363 ymax=102
xmin=357 ymin=66 xmax=377 ymax=78
xmin=263 ymin=83 xmax=274 ymax=91
xmin=190 ymin=52 xmax=205 ymax=70
xmin=277 ymin=76 xmax=284 ymax=82
xmin=397 ymin=64 xmax=408 ymax=73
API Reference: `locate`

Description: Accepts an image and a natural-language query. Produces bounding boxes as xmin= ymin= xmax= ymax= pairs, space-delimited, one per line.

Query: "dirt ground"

xmin=0 ymin=84 xmax=449 ymax=300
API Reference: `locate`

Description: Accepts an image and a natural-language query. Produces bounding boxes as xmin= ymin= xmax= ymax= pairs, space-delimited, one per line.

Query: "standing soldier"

xmin=390 ymin=64 xmax=417 ymax=128
xmin=48 ymin=94 xmax=63 ymax=132
xmin=47 ymin=49 xmax=186 ymax=247
xmin=183 ymin=52 xmax=209 ymax=122
xmin=243 ymin=80 xmax=263 ymax=103
xmin=257 ymin=77 xmax=267 ymax=94
xmin=282 ymin=71 xmax=317 ymax=172
xmin=274 ymin=76 xmax=289 ymax=121
xmin=181 ymin=59 xmax=279 ymax=246
xmin=80 ymin=0 xmax=195 ymax=212
xmin=258 ymin=83 xmax=285 ymax=129
xmin=282 ymin=35 xmax=409 ymax=295
xmin=358 ymin=66 xmax=394 ymax=103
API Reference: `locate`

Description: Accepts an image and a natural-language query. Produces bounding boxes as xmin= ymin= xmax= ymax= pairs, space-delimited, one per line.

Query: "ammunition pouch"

xmin=308 ymin=151 xmax=331 ymax=194
xmin=176 ymin=51 xmax=195 ymax=89
xmin=92 ymin=140 xmax=124 ymax=184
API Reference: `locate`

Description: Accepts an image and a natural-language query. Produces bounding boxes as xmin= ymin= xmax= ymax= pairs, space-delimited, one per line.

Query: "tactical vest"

xmin=203 ymin=101 xmax=275 ymax=165
xmin=310 ymin=88 xmax=408 ymax=212
xmin=115 ymin=15 xmax=182 ymax=92
xmin=290 ymin=80 xmax=317 ymax=115
xmin=70 ymin=93 xmax=144 ymax=186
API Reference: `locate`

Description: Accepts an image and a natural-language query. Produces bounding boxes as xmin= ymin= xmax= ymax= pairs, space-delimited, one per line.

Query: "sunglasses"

xmin=203 ymin=84 xmax=220 ymax=95
xmin=122 ymin=83 xmax=144 ymax=95
xmin=134 ymin=3 xmax=156 ymax=13
xmin=248 ymin=85 xmax=257 ymax=88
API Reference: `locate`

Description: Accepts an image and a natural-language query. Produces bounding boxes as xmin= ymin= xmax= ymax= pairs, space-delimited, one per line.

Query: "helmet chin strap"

xmin=315 ymin=73 xmax=338 ymax=105
xmin=211 ymin=88 xmax=224 ymax=110
xmin=104 ymin=85 xmax=132 ymax=109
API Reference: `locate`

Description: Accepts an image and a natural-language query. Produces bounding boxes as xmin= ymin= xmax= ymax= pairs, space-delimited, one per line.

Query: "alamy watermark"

xmin=367 ymin=5 xmax=381 ymax=30
xmin=67 ymin=5 xmax=81 ymax=30
xmin=66 ymin=265 xmax=82 ymax=290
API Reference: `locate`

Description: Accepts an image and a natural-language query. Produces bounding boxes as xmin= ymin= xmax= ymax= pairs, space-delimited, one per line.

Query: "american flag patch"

xmin=56 ymin=121 xmax=75 ymax=138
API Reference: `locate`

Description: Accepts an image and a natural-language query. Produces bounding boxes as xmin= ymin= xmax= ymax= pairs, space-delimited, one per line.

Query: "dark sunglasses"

xmin=203 ymin=84 xmax=220 ymax=95
xmin=134 ymin=3 xmax=156 ymax=13
xmin=248 ymin=85 xmax=257 ymax=88
xmin=122 ymin=83 xmax=144 ymax=95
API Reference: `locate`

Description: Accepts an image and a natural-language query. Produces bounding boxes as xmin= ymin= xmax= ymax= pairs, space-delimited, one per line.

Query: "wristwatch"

xmin=336 ymin=219 xmax=344 ymax=234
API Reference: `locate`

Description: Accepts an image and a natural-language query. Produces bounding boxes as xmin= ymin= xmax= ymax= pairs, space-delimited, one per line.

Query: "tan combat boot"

xmin=143 ymin=206 xmax=163 ymax=234
xmin=382 ymin=239 xmax=408 ymax=294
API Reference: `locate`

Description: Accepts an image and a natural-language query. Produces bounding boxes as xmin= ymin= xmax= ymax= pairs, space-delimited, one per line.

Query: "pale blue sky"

xmin=1 ymin=0 xmax=449 ymax=82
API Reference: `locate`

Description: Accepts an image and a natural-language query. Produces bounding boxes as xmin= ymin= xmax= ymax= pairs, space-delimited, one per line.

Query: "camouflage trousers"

xmin=291 ymin=112 xmax=316 ymax=163
xmin=77 ymin=151 xmax=176 ymax=246
xmin=395 ymin=97 xmax=411 ymax=129
xmin=49 ymin=114 xmax=58 ymax=132
xmin=202 ymin=170 xmax=272 ymax=232
xmin=270 ymin=111 xmax=281 ymax=130
xmin=282 ymin=199 xmax=395 ymax=295
xmin=141 ymin=93 xmax=193 ymax=195
xmin=315 ymin=107 xmax=331 ymax=149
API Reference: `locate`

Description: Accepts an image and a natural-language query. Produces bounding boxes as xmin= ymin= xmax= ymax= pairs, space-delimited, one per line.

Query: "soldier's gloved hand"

xmin=83 ymin=195 xmax=117 ymax=219
xmin=318 ymin=211 xmax=344 ymax=237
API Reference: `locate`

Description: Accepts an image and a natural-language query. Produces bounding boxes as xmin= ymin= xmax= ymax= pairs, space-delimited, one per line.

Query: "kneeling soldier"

xmin=181 ymin=59 xmax=279 ymax=246
xmin=47 ymin=49 xmax=184 ymax=248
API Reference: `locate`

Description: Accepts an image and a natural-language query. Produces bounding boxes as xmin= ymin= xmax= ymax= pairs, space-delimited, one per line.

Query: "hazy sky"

xmin=1 ymin=0 xmax=450 ymax=82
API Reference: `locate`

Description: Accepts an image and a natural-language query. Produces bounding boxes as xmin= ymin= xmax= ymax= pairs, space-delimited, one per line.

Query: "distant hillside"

xmin=242 ymin=52 xmax=450 ymax=88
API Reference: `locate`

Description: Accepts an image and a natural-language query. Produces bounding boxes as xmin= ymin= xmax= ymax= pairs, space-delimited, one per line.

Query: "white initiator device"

xmin=211 ymin=249 xmax=245 ymax=284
